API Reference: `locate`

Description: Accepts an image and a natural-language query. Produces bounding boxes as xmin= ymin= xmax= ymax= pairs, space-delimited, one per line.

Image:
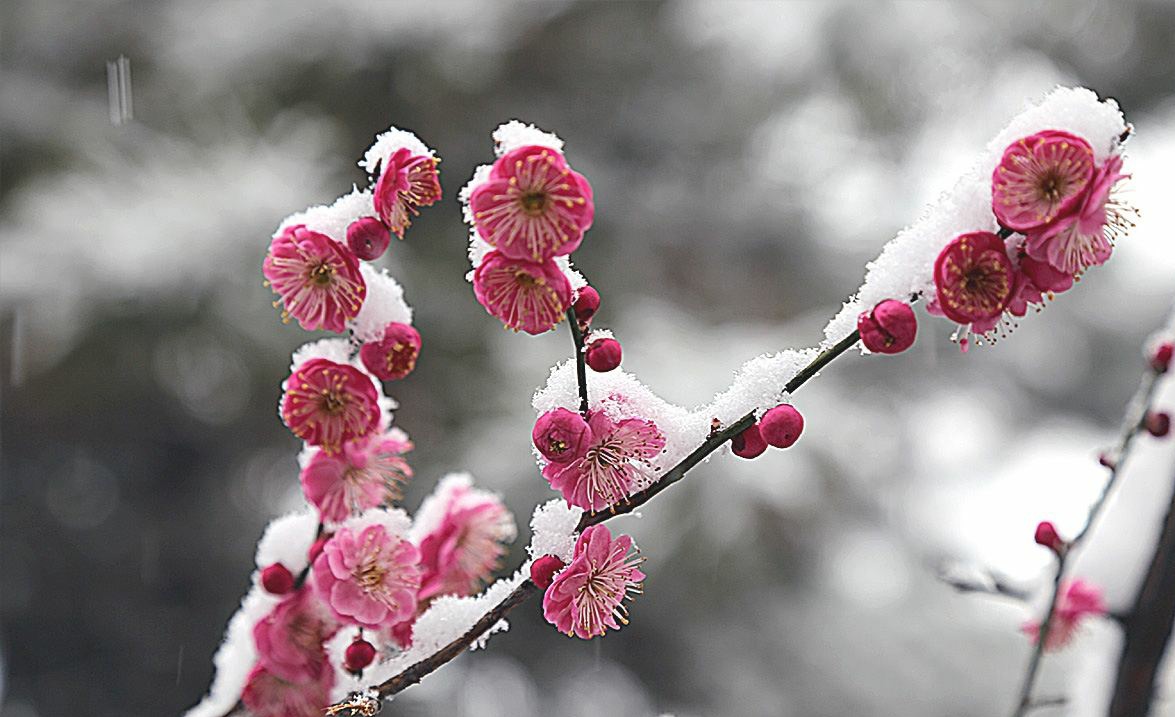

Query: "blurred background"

xmin=3 ymin=1 xmax=1175 ymax=715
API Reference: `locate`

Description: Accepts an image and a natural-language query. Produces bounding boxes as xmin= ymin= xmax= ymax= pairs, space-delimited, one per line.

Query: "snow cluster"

xmin=277 ymin=186 xmax=377 ymax=243
xmin=360 ymin=127 xmax=435 ymax=175
xmin=349 ymin=265 xmax=413 ymax=342
xmin=821 ymin=87 xmax=1127 ymax=346
xmin=527 ymin=498 xmax=583 ymax=563
xmin=289 ymin=337 xmax=354 ymax=371
xmin=254 ymin=508 xmax=319 ymax=572
xmin=492 ymin=119 xmax=565 ymax=156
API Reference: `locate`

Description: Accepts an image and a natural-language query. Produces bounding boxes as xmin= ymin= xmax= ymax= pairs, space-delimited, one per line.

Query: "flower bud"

xmin=360 ymin=322 xmax=421 ymax=381
xmin=1145 ymin=411 xmax=1171 ymax=438
xmin=1034 ymin=521 xmax=1065 ymax=553
xmin=260 ymin=563 xmax=295 ymax=595
xmin=759 ymin=404 xmax=804 ymax=449
xmin=731 ymin=422 xmax=767 ymax=459
xmin=343 ymin=637 xmax=377 ymax=673
xmin=573 ymin=286 xmax=601 ymax=323
xmin=857 ymin=300 xmax=917 ymax=354
xmin=1151 ymin=341 xmax=1174 ymax=374
xmin=533 ymin=408 xmax=591 ymax=464
xmin=346 ymin=216 xmax=392 ymax=261
xmin=530 ymin=554 xmax=567 ymax=589
xmin=585 ymin=337 xmax=622 ymax=372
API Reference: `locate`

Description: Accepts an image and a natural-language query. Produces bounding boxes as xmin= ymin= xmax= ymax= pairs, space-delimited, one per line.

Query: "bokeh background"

xmin=3 ymin=1 xmax=1175 ymax=715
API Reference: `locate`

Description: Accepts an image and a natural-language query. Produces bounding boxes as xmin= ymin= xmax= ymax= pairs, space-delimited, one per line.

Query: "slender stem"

xmin=566 ymin=308 xmax=590 ymax=416
xmin=336 ymin=328 xmax=865 ymax=711
xmin=1011 ymin=366 xmax=1163 ymax=717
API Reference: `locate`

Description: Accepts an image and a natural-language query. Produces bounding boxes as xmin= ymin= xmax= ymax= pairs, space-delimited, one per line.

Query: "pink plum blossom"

xmin=359 ymin=321 xmax=422 ymax=381
xmin=416 ymin=485 xmax=515 ymax=601
xmin=472 ymin=250 xmax=571 ymax=334
xmin=542 ymin=524 xmax=645 ymax=639
xmin=542 ymin=411 xmax=665 ymax=512
xmin=1023 ymin=155 xmax=1129 ymax=275
xmin=252 ymin=588 xmax=338 ymax=684
xmin=1022 ymin=578 xmax=1106 ymax=651
xmin=240 ymin=662 xmax=333 ymax=717
xmin=992 ymin=130 xmax=1094 ymax=232
xmin=470 ymin=144 xmax=594 ymax=262
xmin=532 ymin=408 xmax=592 ymax=464
xmin=280 ymin=358 xmax=381 ymax=454
xmin=312 ymin=522 xmax=422 ymax=628
xmin=932 ymin=231 xmax=1015 ymax=326
xmin=263 ymin=225 xmax=366 ymax=333
xmin=373 ymin=147 xmax=442 ymax=239
xmin=300 ymin=430 xmax=414 ymax=523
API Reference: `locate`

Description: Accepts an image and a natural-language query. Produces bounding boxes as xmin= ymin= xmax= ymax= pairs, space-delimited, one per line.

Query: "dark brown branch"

xmin=566 ymin=308 xmax=590 ymax=416
xmin=1107 ymin=460 xmax=1175 ymax=717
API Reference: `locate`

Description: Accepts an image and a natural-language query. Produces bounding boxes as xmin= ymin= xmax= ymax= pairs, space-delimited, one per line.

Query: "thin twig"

xmin=939 ymin=569 xmax=1030 ymax=603
xmin=566 ymin=308 xmax=590 ymax=416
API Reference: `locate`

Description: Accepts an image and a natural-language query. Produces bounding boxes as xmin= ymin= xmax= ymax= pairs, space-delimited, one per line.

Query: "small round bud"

xmin=857 ymin=300 xmax=917 ymax=354
xmin=1034 ymin=520 xmax=1064 ymax=553
xmin=731 ymin=422 xmax=768 ymax=459
xmin=360 ymin=322 xmax=422 ymax=381
xmin=344 ymin=637 xmax=377 ymax=673
xmin=573 ymin=286 xmax=601 ymax=323
xmin=346 ymin=217 xmax=392 ymax=261
xmin=759 ymin=404 xmax=804 ymax=449
xmin=585 ymin=337 xmax=622 ymax=372
xmin=1151 ymin=341 xmax=1174 ymax=374
xmin=260 ymin=563 xmax=295 ymax=595
xmin=530 ymin=554 xmax=567 ymax=589
xmin=1145 ymin=411 xmax=1171 ymax=438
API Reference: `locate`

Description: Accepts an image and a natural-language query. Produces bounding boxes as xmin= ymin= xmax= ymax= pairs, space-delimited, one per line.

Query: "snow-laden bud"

xmin=533 ymin=408 xmax=591 ymax=464
xmin=759 ymin=404 xmax=804 ymax=449
xmin=857 ymin=300 xmax=917 ymax=354
xmin=1034 ymin=521 xmax=1065 ymax=554
xmin=1151 ymin=341 xmax=1174 ymax=374
xmin=585 ymin=337 xmax=622 ymax=372
xmin=260 ymin=563 xmax=295 ymax=595
xmin=343 ymin=637 xmax=377 ymax=674
xmin=731 ymin=422 xmax=767 ymax=459
xmin=530 ymin=554 xmax=566 ymax=589
xmin=346 ymin=216 xmax=392 ymax=261
xmin=573 ymin=286 xmax=601 ymax=323
xmin=1145 ymin=411 xmax=1171 ymax=438
xmin=360 ymin=322 xmax=421 ymax=381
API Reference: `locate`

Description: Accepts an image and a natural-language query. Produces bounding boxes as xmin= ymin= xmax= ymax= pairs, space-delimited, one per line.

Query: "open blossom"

xmin=281 ymin=358 xmax=381 ymax=454
xmin=532 ymin=408 xmax=592 ymax=463
xmin=300 ymin=430 xmax=414 ymax=522
xmin=470 ymin=144 xmax=594 ymax=262
xmin=263 ymin=225 xmax=366 ymax=333
xmin=359 ymin=321 xmax=422 ymax=381
xmin=542 ymin=524 xmax=645 ymax=639
xmin=1023 ymin=155 xmax=1129 ymax=275
xmin=373 ymin=147 xmax=442 ymax=238
xmin=416 ymin=485 xmax=516 ymax=601
xmin=1022 ymin=578 xmax=1106 ymax=651
xmin=240 ymin=663 xmax=333 ymax=717
xmin=472 ymin=250 xmax=571 ymax=334
xmin=932 ymin=231 xmax=1015 ymax=326
xmin=313 ymin=522 xmax=422 ymax=628
xmin=992 ymin=130 xmax=1094 ymax=232
xmin=543 ymin=411 xmax=665 ymax=512
xmin=252 ymin=589 xmax=338 ymax=684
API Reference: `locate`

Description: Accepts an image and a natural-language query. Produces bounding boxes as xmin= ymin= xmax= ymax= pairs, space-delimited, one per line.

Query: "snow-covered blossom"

xmin=300 ymin=430 xmax=413 ymax=523
xmin=471 ymin=250 xmax=571 ymax=334
xmin=252 ymin=589 xmax=338 ymax=684
xmin=469 ymin=145 xmax=594 ymax=262
xmin=359 ymin=321 xmax=421 ymax=382
xmin=542 ymin=524 xmax=645 ymax=639
xmin=373 ymin=147 xmax=442 ymax=238
xmin=263 ymin=225 xmax=366 ymax=333
xmin=532 ymin=408 xmax=592 ymax=464
xmin=542 ymin=411 xmax=665 ymax=512
xmin=312 ymin=518 xmax=422 ymax=629
xmin=1022 ymin=579 xmax=1106 ymax=651
xmin=280 ymin=358 xmax=381 ymax=454
xmin=414 ymin=479 xmax=517 ymax=601
xmin=992 ymin=130 xmax=1095 ymax=232
xmin=240 ymin=663 xmax=333 ymax=717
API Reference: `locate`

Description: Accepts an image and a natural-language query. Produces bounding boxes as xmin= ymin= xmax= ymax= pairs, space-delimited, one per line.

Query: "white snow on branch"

xmin=360 ymin=127 xmax=436 ymax=175
xmin=527 ymin=498 xmax=583 ymax=563
xmin=277 ymin=186 xmax=377 ymax=243
xmin=349 ymin=264 xmax=414 ymax=342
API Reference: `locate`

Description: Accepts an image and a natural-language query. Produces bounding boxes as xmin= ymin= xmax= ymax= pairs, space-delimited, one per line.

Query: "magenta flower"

xmin=542 ymin=411 xmax=665 ymax=512
xmin=280 ymin=358 xmax=381 ymax=454
xmin=932 ymin=231 xmax=1015 ymax=326
xmin=373 ymin=147 xmax=442 ymax=239
xmin=240 ymin=663 xmax=332 ymax=717
xmin=263 ymin=225 xmax=366 ymax=333
xmin=416 ymin=485 xmax=515 ymax=601
xmin=252 ymin=589 xmax=338 ymax=684
xmin=542 ymin=524 xmax=645 ymax=639
xmin=1024 ymin=155 xmax=1129 ymax=275
xmin=1018 ymin=253 xmax=1074 ymax=295
xmin=1022 ymin=578 xmax=1106 ymax=651
xmin=992 ymin=130 xmax=1094 ymax=232
xmin=470 ymin=145 xmax=594 ymax=262
xmin=472 ymin=250 xmax=571 ymax=334
xmin=312 ymin=522 xmax=422 ymax=628
xmin=300 ymin=431 xmax=414 ymax=523
xmin=532 ymin=408 xmax=592 ymax=464
xmin=359 ymin=321 xmax=422 ymax=381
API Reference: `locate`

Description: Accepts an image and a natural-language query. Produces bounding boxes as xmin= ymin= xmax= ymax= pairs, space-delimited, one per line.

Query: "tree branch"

xmin=566 ymin=307 xmax=589 ymax=416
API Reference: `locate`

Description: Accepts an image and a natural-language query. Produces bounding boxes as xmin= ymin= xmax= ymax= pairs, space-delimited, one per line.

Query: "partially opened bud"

xmin=346 ymin=216 xmax=392 ymax=261
xmin=360 ymin=322 xmax=422 ymax=381
xmin=857 ymin=300 xmax=917 ymax=354
xmin=1034 ymin=520 xmax=1065 ymax=554
xmin=532 ymin=408 xmax=591 ymax=463
xmin=573 ymin=286 xmax=601 ymax=323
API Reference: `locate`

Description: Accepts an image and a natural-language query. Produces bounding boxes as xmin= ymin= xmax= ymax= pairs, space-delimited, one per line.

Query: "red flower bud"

xmin=585 ymin=337 xmax=622 ymax=372
xmin=346 ymin=216 xmax=392 ymax=261
xmin=731 ymin=422 xmax=767 ymax=459
xmin=1034 ymin=520 xmax=1065 ymax=553
xmin=857 ymin=300 xmax=917 ymax=354
xmin=530 ymin=554 xmax=567 ymax=589
xmin=1152 ymin=341 xmax=1174 ymax=374
xmin=344 ymin=637 xmax=377 ymax=673
xmin=573 ymin=286 xmax=601 ymax=323
xmin=759 ymin=404 xmax=804 ymax=449
xmin=260 ymin=563 xmax=295 ymax=595
xmin=1145 ymin=411 xmax=1171 ymax=438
